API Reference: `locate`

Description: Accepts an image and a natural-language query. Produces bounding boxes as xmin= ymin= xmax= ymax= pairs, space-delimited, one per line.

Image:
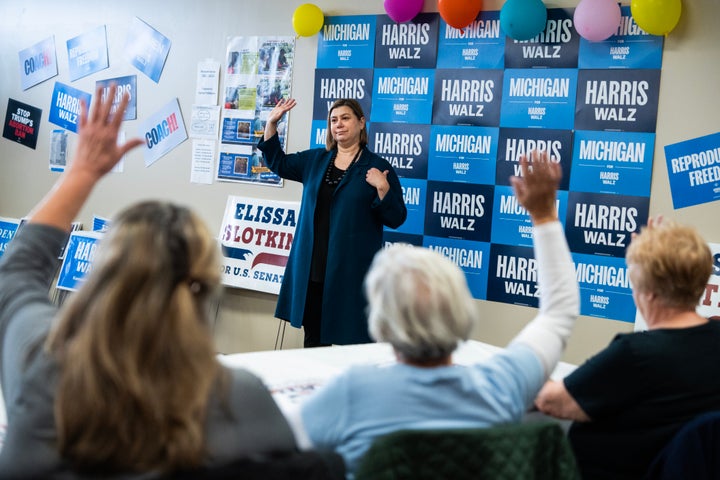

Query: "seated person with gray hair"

xmin=288 ymin=151 xmax=580 ymax=476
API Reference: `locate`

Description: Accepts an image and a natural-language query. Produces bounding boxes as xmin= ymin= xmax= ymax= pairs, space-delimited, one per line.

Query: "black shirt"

xmin=564 ymin=321 xmax=720 ymax=480
xmin=310 ymin=162 xmax=346 ymax=282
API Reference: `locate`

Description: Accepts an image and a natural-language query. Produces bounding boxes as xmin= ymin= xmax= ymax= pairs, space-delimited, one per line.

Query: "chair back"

xmin=44 ymin=450 xmax=345 ymax=480
xmin=355 ymin=422 xmax=580 ymax=480
xmin=645 ymin=411 xmax=720 ymax=480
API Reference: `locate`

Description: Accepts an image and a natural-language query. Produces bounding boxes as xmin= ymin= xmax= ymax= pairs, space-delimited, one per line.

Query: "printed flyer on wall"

xmin=218 ymin=36 xmax=294 ymax=186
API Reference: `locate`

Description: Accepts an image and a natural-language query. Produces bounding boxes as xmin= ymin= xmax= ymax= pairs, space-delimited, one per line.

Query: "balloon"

xmin=384 ymin=0 xmax=423 ymax=23
xmin=574 ymin=0 xmax=622 ymax=42
xmin=630 ymin=0 xmax=682 ymax=36
xmin=292 ymin=3 xmax=324 ymax=37
xmin=438 ymin=0 xmax=483 ymax=31
xmin=500 ymin=0 xmax=548 ymax=41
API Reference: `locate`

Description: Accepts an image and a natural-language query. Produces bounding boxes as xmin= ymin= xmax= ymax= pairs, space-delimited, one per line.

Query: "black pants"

xmin=303 ymin=281 xmax=331 ymax=348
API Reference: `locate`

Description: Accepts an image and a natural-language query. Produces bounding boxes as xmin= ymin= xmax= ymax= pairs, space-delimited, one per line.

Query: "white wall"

xmin=1 ymin=0 xmax=718 ymax=364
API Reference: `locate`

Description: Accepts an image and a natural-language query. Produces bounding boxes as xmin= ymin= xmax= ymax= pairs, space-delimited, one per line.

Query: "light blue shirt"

xmin=301 ymin=343 xmax=543 ymax=474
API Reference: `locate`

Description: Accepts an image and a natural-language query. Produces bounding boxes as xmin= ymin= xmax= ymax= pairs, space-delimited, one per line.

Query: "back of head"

xmin=626 ymin=219 xmax=712 ymax=310
xmin=365 ymin=244 xmax=476 ymax=362
xmin=48 ymin=201 xmax=223 ymax=473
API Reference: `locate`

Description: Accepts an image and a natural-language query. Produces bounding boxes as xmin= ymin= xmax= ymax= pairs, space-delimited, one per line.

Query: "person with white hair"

xmin=292 ymin=151 xmax=580 ymax=475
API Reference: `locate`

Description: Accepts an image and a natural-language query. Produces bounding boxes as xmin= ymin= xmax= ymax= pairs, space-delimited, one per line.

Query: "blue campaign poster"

xmin=374 ymin=13 xmax=439 ymax=69
xmin=495 ymin=128 xmax=573 ymax=190
xmin=314 ymin=8 xmax=664 ymax=325
xmin=312 ymin=68 xmax=374 ymax=121
xmin=432 ymin=68 xmax=504 ymax=127
xmin=565 ymin=191 xmax=649 ymax=257
xmin=424 ymin=180 xmax=494 ymax=242
xmin=570 ymin=130 xmax=655 ymax=196
xmin=317 ymin=15 xmax=376 ymax=69
xmin=573 ymin=252 xmax=635 ymax=322
xmin=574 ymin=69 xmax=661 ymax=133
xmin=124 ymin=17 xmax=171 ymax=83
xmin=67 ymin=25 xmax=109 ymax=81
xmin=491 ymin=185 xmax=568 ymax=248
xmin=0 ymin=217 xmax=20 ymax=258
xmin=56 ymin=231 xmax=103 ymax=291
xmin=368 ymin=122 xmax=429 ymax=179
xmin=428 ymin=125 xmax=498 ymax=184
xmin=48 ymin=82 xmax=92 ymax=133
xmin=370 ymin=68 xmax=435 ymax=124
xmin=424 ymin=235 xmax=491 ymax=299
xmin=96 ymin=75 xmax=137 ymax=121
xmin=664 ymin=131 xmax=720 ymax=209
xmin=578 ymin=6 xmax=664 ymax=70
xmin=500 ymin=68 xmax=578 ymax=130
xmin=486 ymin=243 xmax=539 ymax=308
xmin=503 ymin=8 xmax=579 ymax=69
xmin=437 ymin=11 xmax=504 ymax=70
xmin=395 ymin=178 xmax=427 ymax=236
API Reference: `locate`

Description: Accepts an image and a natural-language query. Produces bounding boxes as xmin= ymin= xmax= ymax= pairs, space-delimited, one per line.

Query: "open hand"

xmin=510 ymin=150 xmax=561 ymax=225
xmin=267 ymin=97 xmax=297 ymax=125
xmin=71 ymin=84 xmax=144 ymax=180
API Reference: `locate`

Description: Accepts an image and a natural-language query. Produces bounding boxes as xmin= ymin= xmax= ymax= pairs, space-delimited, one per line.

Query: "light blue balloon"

xmin=500 ymin=0 xmax=548 ymax=41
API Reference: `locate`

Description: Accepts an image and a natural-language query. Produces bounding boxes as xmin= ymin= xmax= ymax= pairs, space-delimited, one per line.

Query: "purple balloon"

xmin=384 ymin=0 xmax=424 ymax=23
xmin=574 ymin=0 xmax=622 ymax=42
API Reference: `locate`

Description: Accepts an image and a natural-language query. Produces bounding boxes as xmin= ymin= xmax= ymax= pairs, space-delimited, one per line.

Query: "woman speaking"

xmin=258 ymin=98 xmax=407 ymax=347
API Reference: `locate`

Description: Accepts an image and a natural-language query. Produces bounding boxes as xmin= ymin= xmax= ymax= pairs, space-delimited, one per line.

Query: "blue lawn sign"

xmin=57 ymin=231 xmax=103 ymax=291
xmin=0 ymin=217 xmax=21 ymax=258
xmin=664 ymin=131 xmax=720 ymax=209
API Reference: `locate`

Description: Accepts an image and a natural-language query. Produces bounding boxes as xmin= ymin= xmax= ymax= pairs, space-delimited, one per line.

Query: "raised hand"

xmin=267 ymin=97 xmax=297 ymax=125
xmin=71 ymin=84 xmax=144 ymax=180
xmin=29 ymin=84 xmax=143 ymax=230
xmin=509 ymin=150 xmax=562 ymax=225
xmin=263 ymin=97 xmax=297 ymax=142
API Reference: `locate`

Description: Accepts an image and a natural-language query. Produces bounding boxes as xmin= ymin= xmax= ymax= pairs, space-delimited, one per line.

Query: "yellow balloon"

xmin=630 ymin=0 xmax=682 ymax=36
xmin=292 ymin=3 xmax=325 ymax=37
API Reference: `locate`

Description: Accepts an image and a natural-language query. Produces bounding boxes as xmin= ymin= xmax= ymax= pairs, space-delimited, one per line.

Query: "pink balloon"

xmin=574 ymin=0 xmax=622 ymax=42
xmin=384 ymin=0 xmax=424 ymax=23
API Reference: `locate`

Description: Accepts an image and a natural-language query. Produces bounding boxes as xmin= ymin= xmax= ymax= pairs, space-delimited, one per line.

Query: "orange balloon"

xmin=438 ymin=0 xmax=483 ymax=30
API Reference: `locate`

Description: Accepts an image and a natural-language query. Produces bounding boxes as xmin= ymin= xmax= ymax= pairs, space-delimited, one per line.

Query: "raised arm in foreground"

xmin=509 ymin=151 xmax=580 ymax=378
xmin=28 ymin=85 xmax=143 ymax=231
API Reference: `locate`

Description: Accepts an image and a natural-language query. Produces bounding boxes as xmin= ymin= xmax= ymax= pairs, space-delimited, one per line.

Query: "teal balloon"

xmin=500 ymin=0 xmax=548 ymax=41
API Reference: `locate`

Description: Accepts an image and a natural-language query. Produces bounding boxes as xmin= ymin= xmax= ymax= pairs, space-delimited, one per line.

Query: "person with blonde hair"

xmin=0 ymin=86 xmax=296 ymax=477
xmin=291 ymin=151 xmax=580 ymax=475
xmin=535 ymin=217 xmax=720 ymax=480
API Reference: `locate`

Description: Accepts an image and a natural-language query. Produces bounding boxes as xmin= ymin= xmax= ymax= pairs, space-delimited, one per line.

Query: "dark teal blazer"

xmin=258 ymin=134 xmax=407 ymax=345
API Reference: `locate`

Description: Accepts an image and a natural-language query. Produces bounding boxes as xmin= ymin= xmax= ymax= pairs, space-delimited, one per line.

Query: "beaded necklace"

xmin=324 ymin=148 xmax=361 ymax=186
